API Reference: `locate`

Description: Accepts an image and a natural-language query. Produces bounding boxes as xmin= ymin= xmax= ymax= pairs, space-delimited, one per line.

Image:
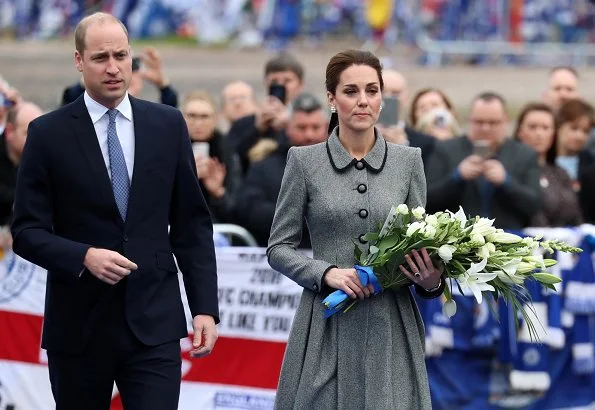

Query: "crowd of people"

xmin=2 ymin=51 xmax=595 ymax=250
xmin=3 ymin=0 xmax=595 ymax=56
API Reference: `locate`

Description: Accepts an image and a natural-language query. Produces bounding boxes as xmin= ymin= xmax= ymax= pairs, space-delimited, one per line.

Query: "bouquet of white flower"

xmin=322 ymin=205 xmax=582 ymax=338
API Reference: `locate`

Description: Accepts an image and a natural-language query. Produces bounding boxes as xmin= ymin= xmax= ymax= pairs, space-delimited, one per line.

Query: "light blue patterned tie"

xmin=107 ymin=109 xmax=130 ymax=221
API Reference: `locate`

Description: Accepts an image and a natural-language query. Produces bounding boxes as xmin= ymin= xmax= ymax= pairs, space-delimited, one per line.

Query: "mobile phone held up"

xmin=132 ymin=56 xmax=142 ymax=72
xmin=377 ymin=96 xmax=400 ymax=127
xmin=472 ymin=140 xmax=491 ymax=159
xmin=268 ymin=82 xmax=286 ymax=105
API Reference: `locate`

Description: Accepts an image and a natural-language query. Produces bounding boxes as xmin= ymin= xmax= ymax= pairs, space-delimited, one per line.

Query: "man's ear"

xmin=75 ymin=51 xmax=83 ymax=73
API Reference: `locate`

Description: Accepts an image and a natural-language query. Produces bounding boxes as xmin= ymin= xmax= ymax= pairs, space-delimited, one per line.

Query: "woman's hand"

xmin=399 ymin=248 xmax=443 ymax=290
xmin=324 ymin=268 xmax=375 ymax=300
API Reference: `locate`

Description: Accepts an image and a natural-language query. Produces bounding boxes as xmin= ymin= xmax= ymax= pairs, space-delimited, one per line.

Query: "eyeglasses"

xmin=184 ymin=112 xmax=213 ymax=121
xmin=470 ymin=119 xmax=503 ymax=128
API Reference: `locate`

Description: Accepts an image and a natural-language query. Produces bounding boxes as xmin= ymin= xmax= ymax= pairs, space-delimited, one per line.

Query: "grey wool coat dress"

xmin=267 ymin=129 xmax=435 ymax=410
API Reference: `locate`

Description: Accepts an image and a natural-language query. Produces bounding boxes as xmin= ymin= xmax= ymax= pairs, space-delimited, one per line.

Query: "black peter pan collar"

xmin=326 ymin=127 xmax=388 ymax=173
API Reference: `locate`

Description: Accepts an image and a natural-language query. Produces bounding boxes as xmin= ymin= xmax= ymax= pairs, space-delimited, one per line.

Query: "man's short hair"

xmin=549 ymin=65 xmax=579 ymax=79
xmin=290 ymin=93 xmax=322 ymax=115
xmin=472 ymin=91 xmax=507 ymax=111
xmin=264 ymin=52 xmax=304 ymax=81
xmin=74 ymin=12 xmax=129 ymax=56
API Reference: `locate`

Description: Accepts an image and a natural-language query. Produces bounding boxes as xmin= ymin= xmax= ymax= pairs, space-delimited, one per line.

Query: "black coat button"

xmin=123 ymin=234 xmax=129 ymax=242
xmin=355 ymin=161 xmax=365 ymax=170
xmin=357 ymin=184 xmax=367 ymax=193
xmin=359 ymin=209 xmax=368 ymax=218
xmin=313 ymin=283 xmax=319 ymax=291
xmin=358 ymin=234 xmax=367 ymax=244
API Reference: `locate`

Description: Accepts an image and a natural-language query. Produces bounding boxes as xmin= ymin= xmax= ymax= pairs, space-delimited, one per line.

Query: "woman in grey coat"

xmin=267 ymin=50 xmax=444 ymax=410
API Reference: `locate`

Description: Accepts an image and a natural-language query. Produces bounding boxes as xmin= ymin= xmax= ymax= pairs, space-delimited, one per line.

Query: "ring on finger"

xmin=414 ymin=271 xmax=421 ymax=278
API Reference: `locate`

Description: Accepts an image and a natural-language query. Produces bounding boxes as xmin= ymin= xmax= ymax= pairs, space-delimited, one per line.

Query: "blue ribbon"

xmin=322 ymin=265 xmax=383 ymax=318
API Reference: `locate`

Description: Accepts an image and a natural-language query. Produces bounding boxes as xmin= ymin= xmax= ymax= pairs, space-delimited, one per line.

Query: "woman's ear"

xmin=326 ymin=91 xmax=335 ymax=109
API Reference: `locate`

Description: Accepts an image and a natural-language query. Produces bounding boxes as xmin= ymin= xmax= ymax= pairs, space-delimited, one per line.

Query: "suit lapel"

xmin=71 ymin=97 xmax=123 ymax=226
xmin=125 ymin=97 xmax=152 ymax=229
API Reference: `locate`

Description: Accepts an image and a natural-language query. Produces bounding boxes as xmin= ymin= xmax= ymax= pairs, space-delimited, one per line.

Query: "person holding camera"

xmin=227 ymin=52 xmax=305 ymax=174
xmin=60 ymin=47 xmax=178 ymax=107
xmin=426 ymin=92 xmax=541 ymax=229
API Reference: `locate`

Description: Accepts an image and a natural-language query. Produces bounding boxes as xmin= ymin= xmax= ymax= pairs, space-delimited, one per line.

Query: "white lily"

xmin=396 ymin=204 xmax=409 ymax=215
xmin=422 ymin=224 xmax=437 ymax=239
xmin=442 ymin=299 xmax=457 ymax=318
xmin=438 ymin=244 xmax=457 ymax=263
xmin=472 ymin=218 xmax=497 ymax=236
xmin=476 ymin=243 xmax=496 ymax=259
xmin=412 ymin=206 xmax=426 ymax=220
xmin=425 ymin=214 xmax=439 ymax=227
xmin=469 ymin=232 xmax=486 ymax=246
xmin=523 ymin=255 xmax=546 ymax=270
xmin=406 ymin=221 xmax=425 ymax=237
xmin=500 ymin=257 xmax=522 ymax=276
xmin=453 ymin=206 xmax=467 ymax=228
xmin=485 ymin=232 xmax=523 ymax=244
xmin=456 ymin=258 xmax=496 ymax=304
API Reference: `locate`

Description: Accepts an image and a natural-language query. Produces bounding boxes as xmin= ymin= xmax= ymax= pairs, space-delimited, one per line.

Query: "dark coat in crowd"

xmin=405 ymin=125 xmax=436 ymax=165
xmin=234 ymin=140 xmax=310 ymax=248
xmin=0 ymin=131 xmax=17 ymax=226
xmin=426 ymin=136 xmax=542 ymax=229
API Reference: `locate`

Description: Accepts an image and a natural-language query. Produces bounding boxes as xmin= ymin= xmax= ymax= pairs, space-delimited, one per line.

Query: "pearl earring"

xmin=330 ymin=105 xmax=336 ymax=113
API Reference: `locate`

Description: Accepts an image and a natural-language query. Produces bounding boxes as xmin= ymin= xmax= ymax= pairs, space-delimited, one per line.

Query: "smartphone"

xmin=132 ymin=56 xmax=142 ymax=72
xmin=472 ymin=140 xmax=491 ymax=158
xmin=192 ymin=142 xmax=210 ymax=157
xmin=268 ymin=83 xmax=286 ymax=105
xmin=377 ymin=96 xmax=400 ymax=127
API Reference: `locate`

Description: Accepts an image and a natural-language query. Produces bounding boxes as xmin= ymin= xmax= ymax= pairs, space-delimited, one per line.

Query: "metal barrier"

xmin=213 ymin=223 xmax=258 ymax=247
xmin=412 ymin=0 xmax=595 ymax=66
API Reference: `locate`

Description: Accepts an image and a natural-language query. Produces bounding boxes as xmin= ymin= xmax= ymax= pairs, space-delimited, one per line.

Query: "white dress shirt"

xmin=84 ymin=92 xmax=135 ymax=180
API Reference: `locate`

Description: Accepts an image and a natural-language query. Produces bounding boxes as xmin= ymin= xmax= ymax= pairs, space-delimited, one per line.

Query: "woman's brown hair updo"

xmin=325 ymin=49 xmax=384 ymax=135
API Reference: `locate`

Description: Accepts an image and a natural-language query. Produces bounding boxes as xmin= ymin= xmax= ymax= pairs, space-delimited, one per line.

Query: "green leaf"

xmin=354 ymin=243 xmax=362 ymax=262
xmin=532 ymin=272 xmax=561 ymax=285
xmin=363 ymin=232 xmax=379 ymax=242
xmin=378 ymin=234 xmax=400 ymax=252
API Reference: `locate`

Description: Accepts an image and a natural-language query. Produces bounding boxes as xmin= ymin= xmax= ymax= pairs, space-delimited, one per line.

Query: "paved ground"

xmin=2 ymin=38 xmax=595 ymax=117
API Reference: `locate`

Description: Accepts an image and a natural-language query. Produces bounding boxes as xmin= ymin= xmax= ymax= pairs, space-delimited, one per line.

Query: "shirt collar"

xmin=326 ymin=127 xmax=387 ymax=173
xmin=84 ymin=91 xmax=133 ymax=124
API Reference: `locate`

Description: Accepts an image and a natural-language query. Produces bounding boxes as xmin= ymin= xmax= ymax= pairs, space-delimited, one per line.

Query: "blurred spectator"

xmin=378 ymin=69 xmax=435 ymax=163
xmin=235 ymin=92 xmax=327 ymax=247
xmin=543 ymin=66 xmax=579 ymax=111
xmin=0 ymin=101 xmax=43 ymax=248
xmin=61 ymin=47 xmax=178 ymax=107
xmin=182 ymin=90 xmax=240 ymax=223
xmin=514 ymin=102 xmax=583 ymax=226
xmin=220 ymin=80 xmax=258 ymax=131
xmin=409 ymin=87 xmax=457 ymax=129
xmin=426 ymin=92 xmax=541 ymax=229
xmin=579 ymin=163 xmax=595 ymax=223
xmin=228 ymin=52 xmax=305 ymax=174
xmin=554 ymin=99 xmax=595 ymax=189
xmin=415 ymin=107 xmax=461 ymax=141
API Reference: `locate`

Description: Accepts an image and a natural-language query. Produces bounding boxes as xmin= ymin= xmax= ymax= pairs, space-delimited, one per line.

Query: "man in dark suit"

xmin=11 ymin=12 xmax=218 ymax=410
xmin=426 ymin=92 xmax=541 ymax=229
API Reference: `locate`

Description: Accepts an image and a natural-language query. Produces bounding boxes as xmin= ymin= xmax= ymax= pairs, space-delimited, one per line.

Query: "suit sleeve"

xmin=426 ymin=142 xmax=464 ymax=213
xmin=11 ymin=120 xmax=91 ymax=276
xmin=267 ymin=148 xmax=334 ymax=292
xmin=169 ymin=110 xmax=219 ymax=322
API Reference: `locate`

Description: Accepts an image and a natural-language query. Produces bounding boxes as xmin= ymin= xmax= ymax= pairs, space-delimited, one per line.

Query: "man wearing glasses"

xmin=425 ymin=92 xmax=541 ymax=229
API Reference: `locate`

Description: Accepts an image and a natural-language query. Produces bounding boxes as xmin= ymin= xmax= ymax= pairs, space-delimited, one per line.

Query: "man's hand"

xmin=139 ymin=47 xmax=168 ymax=89
xmin=483 ymin=159 xmax=507 ymax=186
xmin=255 ymin=96 xmax=287 ymax=133
xmin=458 ymin=155 xmax=485 ymax=181
xmin=190 ymin=315 xmax=218 ymax=358
xmin=83 ymin=248 xmax=138 ymax=285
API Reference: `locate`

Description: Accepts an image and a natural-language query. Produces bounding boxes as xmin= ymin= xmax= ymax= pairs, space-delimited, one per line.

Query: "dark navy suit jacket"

xmin=11 ymin=95 xmax=218 ymax=354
